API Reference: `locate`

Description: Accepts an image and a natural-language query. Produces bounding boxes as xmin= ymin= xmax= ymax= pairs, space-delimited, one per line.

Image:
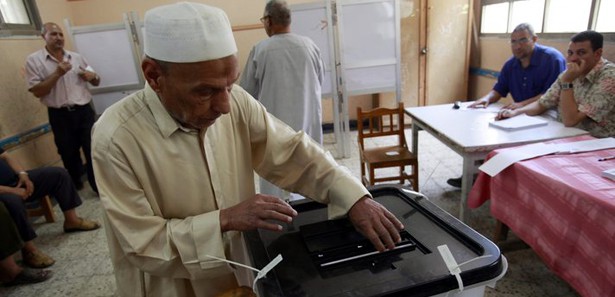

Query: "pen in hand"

xmin=598 ymin=156 xmax=615 ymax=162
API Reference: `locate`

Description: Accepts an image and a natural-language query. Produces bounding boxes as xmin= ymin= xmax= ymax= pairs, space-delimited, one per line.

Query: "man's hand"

xmin=16 ymin=174 xmax=34 ymax=197
xmin=561 ymin=59 xmax=587 ymax=83
xmin=220 ymin=194 xmax=297 ymax=232
xmin=56 ymin=61 xmax=72 ymax=76
xmin=495 ymin=108 xmax=519 ymax=120
xmin=11 ymin=187 xmax=29 ymax=200
xmin=78 ymin=69 xmax=98 ymax=82
xmin=468 ymin=98 xmax=489 ymax=108
xmin=348 ymin=196 xmax=404 ymax=252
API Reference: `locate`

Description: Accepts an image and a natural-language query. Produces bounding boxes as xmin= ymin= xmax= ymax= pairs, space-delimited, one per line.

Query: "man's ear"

xmin=142 ymin=58 xmax=162 ymax=91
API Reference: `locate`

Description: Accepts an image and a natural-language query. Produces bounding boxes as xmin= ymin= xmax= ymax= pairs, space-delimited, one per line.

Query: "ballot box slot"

xmin=300 ymin=218 xmax=420 ymax=269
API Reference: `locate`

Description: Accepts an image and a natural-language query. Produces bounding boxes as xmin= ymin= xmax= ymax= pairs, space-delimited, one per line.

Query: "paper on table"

xmin=479 ymin=143 xmax=560 ymax=177
xmin=602 ymin=168 xmax=615 ymax=181
xmin=551 ymin=137 xmax=615 ymax=153
xmin=489 ymin=114 xmax=548 ymax=131
xmin=480 ymin=137 xmax=615 ymax=177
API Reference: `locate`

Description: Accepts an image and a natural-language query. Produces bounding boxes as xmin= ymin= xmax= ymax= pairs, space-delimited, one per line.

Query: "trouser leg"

xmin=27 ymin=167 xmax=82 ymax=212
xmin=48 ymin=108 xmax=85 ymax=187
xmin=78 ymin=105 xmax=97 ymax=193
xmin=0 ymin=195 xmax=37 ymax=242
xmin=0 ymin=203 xmax=24 ymax=260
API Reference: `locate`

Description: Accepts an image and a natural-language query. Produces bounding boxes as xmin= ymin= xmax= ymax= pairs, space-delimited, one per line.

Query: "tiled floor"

xmin=1 ymin=130 xmax=579 ymax=297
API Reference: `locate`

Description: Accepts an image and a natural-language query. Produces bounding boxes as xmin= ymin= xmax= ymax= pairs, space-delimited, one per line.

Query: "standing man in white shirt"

xmin=25 ymin=22 xmax=100 ymax=194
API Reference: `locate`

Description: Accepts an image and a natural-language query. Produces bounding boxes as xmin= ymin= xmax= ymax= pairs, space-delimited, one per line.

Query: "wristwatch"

xmin=560 ymin=82 xmax=573 ymax=90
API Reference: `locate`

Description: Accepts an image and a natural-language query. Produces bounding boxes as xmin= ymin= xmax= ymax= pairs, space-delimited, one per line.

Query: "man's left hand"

xmin=16 ymin=174 xmax=34 ymax=197
xmin=78 ymin=70 xmax=98 ymax=82
xmin=348 ymin=196 xmax=404 ymax=252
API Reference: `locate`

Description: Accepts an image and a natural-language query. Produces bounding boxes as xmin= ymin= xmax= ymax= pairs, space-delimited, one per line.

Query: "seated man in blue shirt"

xmin=448 ymin=23 xmax=566 ymax=188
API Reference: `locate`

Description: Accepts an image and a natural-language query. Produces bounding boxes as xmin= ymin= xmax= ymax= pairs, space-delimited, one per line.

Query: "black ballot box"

xmin=244 ymin=185 xmax=507 ymax=297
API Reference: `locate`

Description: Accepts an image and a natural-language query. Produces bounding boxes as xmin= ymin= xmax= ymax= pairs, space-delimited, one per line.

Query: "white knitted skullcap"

xmin=144 ymin=2 xmax=237 ymax=63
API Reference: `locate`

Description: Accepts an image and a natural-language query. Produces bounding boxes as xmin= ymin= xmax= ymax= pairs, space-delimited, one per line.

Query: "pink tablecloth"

xmin=468 ymin=135 xmax=615 ymax=297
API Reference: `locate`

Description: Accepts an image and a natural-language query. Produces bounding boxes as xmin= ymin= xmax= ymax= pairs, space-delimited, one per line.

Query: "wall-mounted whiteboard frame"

xmin=64 ymin=12 xmax=144 ymax=114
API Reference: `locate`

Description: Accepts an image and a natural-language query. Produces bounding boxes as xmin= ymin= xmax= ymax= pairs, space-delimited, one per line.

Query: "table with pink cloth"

xmin=468 ymin=135 xmax=615 ymax=297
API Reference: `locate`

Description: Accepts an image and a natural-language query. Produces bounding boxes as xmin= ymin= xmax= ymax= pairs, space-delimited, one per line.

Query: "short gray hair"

xmin=264 ymin=0 xmax=291 ymax=27
xmin=512 ymin=23 xmax=536 ymax=37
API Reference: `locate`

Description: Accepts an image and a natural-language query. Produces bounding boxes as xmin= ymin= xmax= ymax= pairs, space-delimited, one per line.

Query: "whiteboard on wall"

xmin=65 ymin=13 xmax=144 ymax=114
xmin=66 ymin=22 xmax=144 ymax=93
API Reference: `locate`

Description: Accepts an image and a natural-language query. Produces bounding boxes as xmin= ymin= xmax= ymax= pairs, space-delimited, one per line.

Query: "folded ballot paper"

xmin=480 ymin=137 xmax=615 ymax=177
xmin=489 ymin=114 xmax=548 ymax=131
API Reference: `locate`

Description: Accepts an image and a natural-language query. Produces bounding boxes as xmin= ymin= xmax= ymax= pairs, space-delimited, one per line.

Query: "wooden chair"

xmin=26 ymin=195 xmax=56 ymax=223
xmin=357 ymin=103 xmax=419 ymax=190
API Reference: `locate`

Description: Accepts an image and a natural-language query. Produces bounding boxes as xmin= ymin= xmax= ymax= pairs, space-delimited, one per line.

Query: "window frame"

xmin=0 ymin=0 xmax=43 ymax=37
xmin=479 ymin=0 xmax=615 ymax=42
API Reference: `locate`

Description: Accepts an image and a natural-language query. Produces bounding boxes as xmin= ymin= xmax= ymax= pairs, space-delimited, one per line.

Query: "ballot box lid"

xmin=245 ymin=185 xmax=504 ymax=297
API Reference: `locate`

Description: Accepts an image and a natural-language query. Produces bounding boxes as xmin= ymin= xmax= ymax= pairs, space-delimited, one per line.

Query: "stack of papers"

xmin=489 ymin=114 xmax=548 ymax=131
xmin=603 ymin=169 xmax=615 ymax=181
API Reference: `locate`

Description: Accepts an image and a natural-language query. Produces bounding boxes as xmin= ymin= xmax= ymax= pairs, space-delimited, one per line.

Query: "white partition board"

xmin=71 ymin=27 xmax=141 ymax=90
xmin=338 ymin=0 xmax=400 ymax=96
xmin=291 ymin=2 xmax=337 ymax=98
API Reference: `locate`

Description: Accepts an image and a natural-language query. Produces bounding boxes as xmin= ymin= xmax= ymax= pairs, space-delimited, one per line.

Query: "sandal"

xmin=63 ymin=217 xmax=100 ymax=233
xmin=2 ymin=268 xmax=52 ymax=287
xmin=22 ymin=250 xmax=55 ymax=269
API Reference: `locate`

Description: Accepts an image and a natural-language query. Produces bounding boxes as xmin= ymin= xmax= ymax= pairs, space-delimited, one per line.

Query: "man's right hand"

xmin=219 ymin=194 xmax=297 ymax=232
xmin=56 ymin=61 xmax=72 ymax=76
xmin=468 ymin=98 xmax=489 ymax=108
xmin=11 ymin=187 xmax=28 ymax=200
xmin=495 ymin=108 xmax=519 ymax=120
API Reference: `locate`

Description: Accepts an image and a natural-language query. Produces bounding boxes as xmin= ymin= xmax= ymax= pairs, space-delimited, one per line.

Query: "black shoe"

xmin=446 ymin=177 xmax=462 ymax=188
xmin=2 ymin=268 xmax=52 ymax=287
xmin=74 ymin=181 xmax=84 ymax=191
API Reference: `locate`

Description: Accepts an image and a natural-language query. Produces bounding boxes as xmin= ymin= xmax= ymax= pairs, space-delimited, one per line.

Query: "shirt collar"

xmin=44 ymin=47 xmax=70 ymax=62
xmin=143 ymin=83 xmax=197 ymax=138
xmin=583 ymin=58 xmax=606 ymax=84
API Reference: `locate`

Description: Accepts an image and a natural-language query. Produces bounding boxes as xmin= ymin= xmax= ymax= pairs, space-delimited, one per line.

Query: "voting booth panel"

xmin=246 ymin=185 xmax=507 ymax=297
xmin=290 ymin=0 xmax=402 ymax=158
xmin=290 ymin=2 xmax=337 ymax=98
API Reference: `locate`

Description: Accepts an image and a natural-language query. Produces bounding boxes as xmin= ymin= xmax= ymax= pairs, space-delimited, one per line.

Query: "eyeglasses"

xmin=260 ymin=16 xmax=269 ymax=24
xmin=510 ymin=37 xmax=530 ymax=45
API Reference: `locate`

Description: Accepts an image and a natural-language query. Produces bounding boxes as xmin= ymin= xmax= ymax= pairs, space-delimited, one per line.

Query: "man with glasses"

xmin=446 ymin=23 xmax=566 ymax=188
xmin=469 ymin=23 xmax=566 ymax=109
xmin=240 ymin=0 xmax=325 ymax=200
xmin=496 ymin=30 xmax=614 ymax=138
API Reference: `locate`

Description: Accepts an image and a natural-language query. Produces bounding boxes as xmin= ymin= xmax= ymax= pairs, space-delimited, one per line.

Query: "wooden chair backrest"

xmin=357 ymin=102 xmax=407 ymax=149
